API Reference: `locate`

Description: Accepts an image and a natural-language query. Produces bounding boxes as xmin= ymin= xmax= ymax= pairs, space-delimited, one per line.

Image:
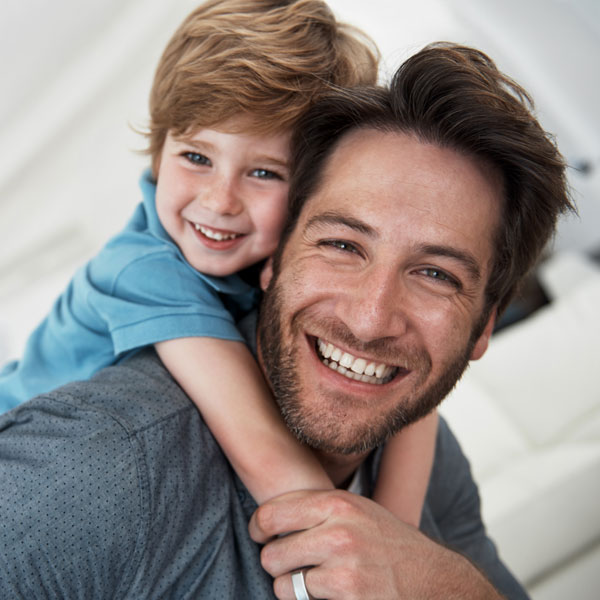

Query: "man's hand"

xmin=249 ymin=489 xmax=503 ymax=599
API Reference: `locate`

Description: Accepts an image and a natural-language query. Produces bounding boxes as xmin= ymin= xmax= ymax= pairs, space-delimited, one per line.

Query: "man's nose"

xmin=199 ymin=175 xmax=244 ymax=216
xmin=335 ymin=265 xmax=408 ymax=343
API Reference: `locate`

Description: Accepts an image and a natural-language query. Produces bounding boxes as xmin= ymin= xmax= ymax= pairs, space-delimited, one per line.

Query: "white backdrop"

xmin=1 ymin=1 xmax=598 ymax=361
xmin=0 ymin=1 xmax=599 ymax=597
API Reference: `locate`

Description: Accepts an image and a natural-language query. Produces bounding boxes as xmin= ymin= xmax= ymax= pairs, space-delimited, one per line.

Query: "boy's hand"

xmin=249 ymin=489 xmax=502 ymax=600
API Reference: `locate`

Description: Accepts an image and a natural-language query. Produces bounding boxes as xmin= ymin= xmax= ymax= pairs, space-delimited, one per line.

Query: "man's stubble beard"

xmin=258 ymin=275 xmax=477 ymax=456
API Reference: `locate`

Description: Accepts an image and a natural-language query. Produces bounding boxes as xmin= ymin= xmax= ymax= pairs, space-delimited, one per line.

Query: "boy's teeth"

xmin=317 ymin=338 xmax=398 ymax=385
xmin=194 ymin=223 xmax=240 ymax=241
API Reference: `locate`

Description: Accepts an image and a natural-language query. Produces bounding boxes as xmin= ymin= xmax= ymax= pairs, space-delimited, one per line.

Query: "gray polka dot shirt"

xmin=0 ymin=347 xmax=528 ymax=599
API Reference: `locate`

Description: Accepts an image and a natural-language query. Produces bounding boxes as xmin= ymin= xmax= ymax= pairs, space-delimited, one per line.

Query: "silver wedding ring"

xmin=291 ymin=568 xmax=313 ymax=600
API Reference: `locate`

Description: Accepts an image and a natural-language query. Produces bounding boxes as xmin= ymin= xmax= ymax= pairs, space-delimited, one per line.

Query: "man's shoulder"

xmin=55 ymin=347 xmax=195 ymax=430
xmin=0 ymin=349 xmax=272 ymax=598
xmin=0 ymin=350 xmax=186 ymax=596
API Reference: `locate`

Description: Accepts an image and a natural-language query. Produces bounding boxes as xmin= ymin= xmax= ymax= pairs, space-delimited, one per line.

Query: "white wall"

xmin=0 ymin=0 xmax=597 ymax=388
xmin=1 ymin=1 xmax=597 ymax=328
xmin=0 ymin=1 xmax=598 ymax=595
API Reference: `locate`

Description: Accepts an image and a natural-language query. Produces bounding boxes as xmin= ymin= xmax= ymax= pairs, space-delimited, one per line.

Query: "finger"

xmin=274 ymin=568 xmax=325 ymax=600
xmin=280 ymin=564 xmax=386 ymax=600
xmin=249 ymin=489 xmax=330 ymax=543
xmin=260 ymin=527 xmax=329 ymax=578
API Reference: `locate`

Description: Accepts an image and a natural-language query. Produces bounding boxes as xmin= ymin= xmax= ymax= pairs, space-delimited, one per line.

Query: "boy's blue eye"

xmin=252 ymin=168 xmax=282 ymax=180
xmin=183 ymin=152 xmax=210 ymax=166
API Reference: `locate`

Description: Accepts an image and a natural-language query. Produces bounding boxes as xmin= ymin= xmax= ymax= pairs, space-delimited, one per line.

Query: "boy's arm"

xmin=372 ymin=410 xmax=439 ymax=527
xmin=155 ymin=336 xmax=333 ymax=504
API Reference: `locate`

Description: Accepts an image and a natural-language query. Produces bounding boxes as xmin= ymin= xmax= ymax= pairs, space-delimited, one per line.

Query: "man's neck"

xmin=314 ymin=449 xmax=368 ymax=489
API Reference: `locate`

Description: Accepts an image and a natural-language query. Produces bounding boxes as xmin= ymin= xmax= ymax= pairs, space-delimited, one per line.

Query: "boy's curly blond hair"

xmin=146 ymin=0 xmax=379 ymax=175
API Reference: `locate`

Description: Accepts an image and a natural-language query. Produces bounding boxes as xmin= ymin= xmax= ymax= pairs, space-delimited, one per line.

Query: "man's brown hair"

xmin=145 ymin=0 xmax=379 ymax=176
xmin=282 ymin=43 xmax=575 ymax=319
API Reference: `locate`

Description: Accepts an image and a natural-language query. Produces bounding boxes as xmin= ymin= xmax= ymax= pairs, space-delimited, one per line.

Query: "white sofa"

xmin=440 ymin=251 xmax=600 ymax=599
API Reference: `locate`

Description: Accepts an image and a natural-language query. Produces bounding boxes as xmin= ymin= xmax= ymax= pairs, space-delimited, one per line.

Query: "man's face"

xmin=258 ymin=128 xmax=500 ymax=456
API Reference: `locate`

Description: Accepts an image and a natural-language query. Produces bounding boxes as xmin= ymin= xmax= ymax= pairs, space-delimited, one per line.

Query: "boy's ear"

xmin=469 ymin=309 xmax=497 ymax=361
xmin=260 ymin=257 xmax=274 ymax=291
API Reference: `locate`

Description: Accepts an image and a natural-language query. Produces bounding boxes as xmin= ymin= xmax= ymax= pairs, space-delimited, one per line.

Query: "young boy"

xmin=0 ymin=0 xmax=437 ymax=527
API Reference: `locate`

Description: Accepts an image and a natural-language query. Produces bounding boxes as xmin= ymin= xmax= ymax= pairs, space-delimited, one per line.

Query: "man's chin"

xmin=279 ymin=389 xmax=409 ymax=455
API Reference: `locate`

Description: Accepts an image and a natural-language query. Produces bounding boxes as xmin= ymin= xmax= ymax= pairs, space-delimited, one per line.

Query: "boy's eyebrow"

xmin=256 ymin=154 xmax=290 ymax=168
xmin=173 ymin=136 xmax=215 ymax=152
xmin=176 ymin=138 xmax=215 ymax=152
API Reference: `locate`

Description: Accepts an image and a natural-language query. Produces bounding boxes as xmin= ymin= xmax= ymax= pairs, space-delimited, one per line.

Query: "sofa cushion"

xmin=537 ymin=251 xmax=600 ymax=300
xmin=480 ymin=443 xmax=600 ymax=584
xmin=440 ymin=377 xmax=529 ymax=481
xmin=466 ymin=275 xmax=600 ymax=446
xmin=440 ymin=256 xmax=600 ymax=586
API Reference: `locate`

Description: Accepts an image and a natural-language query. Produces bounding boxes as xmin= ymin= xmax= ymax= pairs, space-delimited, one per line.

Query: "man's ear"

xmin=260 ymin=257 xmax=274 ymax=291
xmin=470 ymin=309 xmax=497 ymax=361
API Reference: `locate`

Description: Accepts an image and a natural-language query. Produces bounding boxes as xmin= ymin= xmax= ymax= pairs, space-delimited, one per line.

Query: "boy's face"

xmin=155 ymin=121 xmax=291 ymax=276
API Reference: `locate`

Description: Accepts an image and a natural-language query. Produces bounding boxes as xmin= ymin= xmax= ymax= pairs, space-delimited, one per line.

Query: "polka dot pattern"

xmin=0 ymin=344 xmax=527 ymax=598
xmin=0 ymin=349 xmax=275 ymax=598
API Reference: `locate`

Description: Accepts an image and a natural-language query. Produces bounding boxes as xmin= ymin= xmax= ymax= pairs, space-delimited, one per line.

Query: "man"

xmin=0 ymin=44 xmax=572 ymax=599
xmin=246 ymin=44 xmax=571 ymax=599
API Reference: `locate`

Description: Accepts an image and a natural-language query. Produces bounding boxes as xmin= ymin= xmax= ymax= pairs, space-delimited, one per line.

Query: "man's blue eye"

xmin=183 ymin=152 xmax=210 ymax=166
xmin=427 ymin=268 xmax=446 ymax=279
xmin=322 ymin=240 xmax=358 ymax=253
xmin=423 ymin=268 xmax=459 ymax=287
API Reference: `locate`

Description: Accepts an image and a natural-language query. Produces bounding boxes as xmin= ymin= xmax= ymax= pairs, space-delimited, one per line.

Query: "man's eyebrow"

xmin=304 ymin=211 xmax=375 ymax=236
xmin=419 ymin=244 xmax=482 ymax=281
xmin=304 ymin=214 xmax=482 ymax=280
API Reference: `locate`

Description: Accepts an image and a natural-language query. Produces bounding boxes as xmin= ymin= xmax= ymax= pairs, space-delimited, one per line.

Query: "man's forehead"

xmin=294 ymin=127 xmax=501 ymax=272
xmin=307 ymin=127 xmax=499 ymax=204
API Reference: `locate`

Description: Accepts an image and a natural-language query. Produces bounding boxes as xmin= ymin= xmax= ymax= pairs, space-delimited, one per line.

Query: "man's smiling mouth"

xmin=316 ymin=338 xmax=400 ymax=385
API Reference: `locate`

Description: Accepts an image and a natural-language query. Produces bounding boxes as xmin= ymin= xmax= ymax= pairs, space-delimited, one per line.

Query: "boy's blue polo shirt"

xmin=0 ymin=171 xmax=258 ymax=412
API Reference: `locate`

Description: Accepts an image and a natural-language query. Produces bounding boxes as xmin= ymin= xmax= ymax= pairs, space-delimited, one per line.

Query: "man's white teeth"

xmin=317 ymin=338 xmax=398 ymax=385
xmin=194 ymin=223 xmax=240 ymax=241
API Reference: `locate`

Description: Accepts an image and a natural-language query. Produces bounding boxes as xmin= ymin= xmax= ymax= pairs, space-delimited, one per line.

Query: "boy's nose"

xmin=200 ymin=177 xmax=244 ymax=216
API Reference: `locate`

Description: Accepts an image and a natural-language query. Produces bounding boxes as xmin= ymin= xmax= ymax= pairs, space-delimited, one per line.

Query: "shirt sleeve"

xmin=84 ymin=248 xmax=246 ymax=355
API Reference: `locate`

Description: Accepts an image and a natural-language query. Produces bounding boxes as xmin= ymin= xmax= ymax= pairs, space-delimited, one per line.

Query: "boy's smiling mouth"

xmin=315 ymin=337 xmax=401 ymax=385
xmin=191 ymin=222 xmax=244 ymax=242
